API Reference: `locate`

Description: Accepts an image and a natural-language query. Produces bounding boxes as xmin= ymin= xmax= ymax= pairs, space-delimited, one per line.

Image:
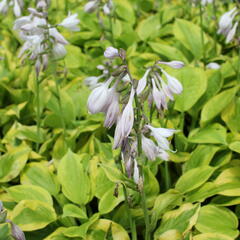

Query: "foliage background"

xmin=0 ymin=0 xmax=240 ymax=239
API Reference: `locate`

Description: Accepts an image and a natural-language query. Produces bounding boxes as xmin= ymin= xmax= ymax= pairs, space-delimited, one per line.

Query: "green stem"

xmin=237 ymin=45 xmax=240 ymax=84
xmin=199 ymin=3 xmax=206 ymax=67
xmin=119 ymin=155 xmax=137 ymax=240
xmin=35 ymin=74 xmax=41 ymax=152
xmin=212 ymin=0 xmax=218 ymax=55
xmin=134 ymin=93 xmax=150 ymax=240
xmin=108 ymin=14 xmax=115 ymax=46
xmin=55 ymin=79 xmax=67 ymax=144
xmin=122 ymin=184 xmax=137 ymax=240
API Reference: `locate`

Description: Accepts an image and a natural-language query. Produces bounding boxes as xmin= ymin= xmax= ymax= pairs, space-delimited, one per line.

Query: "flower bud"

xmin=87 ymin=77 xmax=113 ymax=114
xmin=157 ymin=60 xmax=185 ymax=69
xmin=59 ymin=13 xmax=80 ymax=32
xmin=104 ymin=46 xmax=119 ymax=59
xmin=112 ymin=65 xmax=127 ymax=77
xmin=84 ymin=0 xmax=98 ymax=13
xmin=206 ymin=62 xmax=220 ymax=70
xmin=10 ymin=221 xmax=26 ymax=240
xmin=119 ymin=48 xmax=126 ymax=60
xmin=133 ymin=159 xmax=140 ymax=184
xmin=52 ymin=43 xmax=67 ymax=59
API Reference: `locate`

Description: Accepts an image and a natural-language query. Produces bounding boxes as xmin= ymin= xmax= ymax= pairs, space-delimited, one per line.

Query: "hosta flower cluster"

xmin=87 ymin=46 xmax=184 ymax=184
xmin=218 ymin=6 xmax=239 ymax=43
xmin=13 ymin=0 xmax=80 ymax=74
xmin=0 ymin=0 xmax=23 ymax=17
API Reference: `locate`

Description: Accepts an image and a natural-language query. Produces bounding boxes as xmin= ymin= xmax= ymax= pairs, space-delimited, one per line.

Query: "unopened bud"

xmin=104 ymin=46 xmax=119 ymax=59
xmin=119 ymin=48 xmax=126 ymax=60
xmin=37 ymin=0 xmax=47 ymax=9
xmin=157 ymin=60 xmax=185 ymax=69
xmin=35 ymin=59 xmax=41 ymax=77
xmin=10 ymin=221 xmax=26 ymax=240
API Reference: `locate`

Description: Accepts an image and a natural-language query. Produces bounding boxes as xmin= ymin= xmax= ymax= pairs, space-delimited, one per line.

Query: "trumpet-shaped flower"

xmin=136 ymin=68 xmax=151 ymax=95
xmin=133 ymin=159 xmax=140 ymax=184
xmin=59 ymin=13 xmax=80 ymax=31
xmin=218 ymin=7 xmax=238 ymax=36
xmin=151 ymin=78 xmax=167 ymax=110
xmin=157 ymin=148 xmax=169 ymax=161
xmin=142 ymin=135 xmax=158 ymax=161
xmin=161 ymin=69 xmax=183 ymax=95
xmin=84 ymin=75 xmax=104 ymax=89
xmin=0 ymin=0 xmax=8 ymax=14
xmin=104 ymin=89 xmax=120 ymax=128
xmin=226 ymin=21 xmax=239 ymax=44
xmin=120 ymin=88 xmax=135 ymax=137
xmin=146 ymin=124 xmax=177 ymax=151
xmin=104 ymin=46 xmax=119 ymax=59
xmin=84 ymin=0 xmax=99 ymax=13
xmin=87 ymin=78 xmax=113 ymax=114
xmin=52 ymin=43 xmax=67 ymax=59
xmin=157 ymin=60 xmax=185 ymax=69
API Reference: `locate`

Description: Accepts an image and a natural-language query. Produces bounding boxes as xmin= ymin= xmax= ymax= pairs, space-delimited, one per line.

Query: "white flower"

xmin=146 ymin=124 xmax=177 ymax=151
xmin=157 ymin=148 xmax=169 ymax=161
xmin=104 ymin=89 xmax=119 ymax=128
xmin=104 ymin=46 xmax=119 ymax=59
xmin=157 ymin=60 xmax=185 ymax=69
xmin=113 ymin=116 xmax=124 ymax=149
xmin=52 ymin=43 xmax=67 ymax=59
xmin=59 ymin=13 xmax=80 ymax=32
xmin=218 ymin=7 xmax=238 ymax=36
xmin=161 ymin=69 xmax=183 ymax=95
xmin=206 ymin=62 xmax=220 ymax=70
xmin=84 ymin=75 xmax=103 ymax=89
xmin=136 ymin=68 xmax=151 ymax=95
xmin=151 ymin=78 xmax=167 ymax=110
xmin=103 ymin=3 xmax=111 ymax=15
xmin=113 ymin=88 xmax=135 ymax=149
xmin=49 ymin=28 xmax=69 ymax=45
xmin=142 ymin=135 xmax=158 ymax=161
xmin=13 ymin=0 xmax=21 ymax=17
xmin=87 ymin=77 xmax=113 ymax=114
xmin=13 ymin=16 xmax=31 ymax=31
xmin=120 ymin=88 xmax=135 ymax=137
xmin=133 ymin=159 xmax=140 ymax=184
xmin=84 ymin=0 xmax=99 ymax=13
xmin=226 ymin=21 xmax=239 ymax=44
xmin=0 ymin=0 xmax=8 ymax=14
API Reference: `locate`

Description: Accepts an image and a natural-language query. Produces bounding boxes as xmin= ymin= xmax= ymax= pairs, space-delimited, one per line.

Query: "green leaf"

xmin=115 ymin=0 xmax=135 ymax=25
xmin=188 ymin=124 xmax=227 ymax=145
xmin=11 ymin=200 xmax=57 ymax=231
xmin=7 ymin=185 xmax=53 ymax=205
xmin=201 ymin=87 xmax=238 ymax=124
xmin=151 ymin=190 xmax=182 ymax=228
xmin=193 ymin=233 xmax=233 ymax=240
xmin=137 ymin=15 xmax=160 ymax=41
xmin=101 ymin=164 xmax=125 ymax=183
xmin=148 ymin=42 xmax=187 ymax=61
xmin=173 ymin=19 xmax=206 ymax=59
xmin=65 ymin=45 xmax=86 ymax=68
xmin=174 ymin=67 xmax=207 ymax=112
xmin=154 ymin=203 xmax=200 ymax=237
xmin=0 ymin=223 xmax=13 ymax=240
xmin=229 ymin=141 xmax=240 ymax=153
xmin=221 ymin=97 xmax=240 ymax=133
xmin=195 ymin=205 xmax=239 ymax=238
xmin=184 ymin=145 xmax=220 ymax=172
xmin=98 ymin=187 xmax=124 ymax=214
xmin=0 ymin=144 xmax=31 ymax=183
xmin=88 ymin=219 xmax=130 ymax=240
xmin=58 ymin=150 xmax=91 ymax=205
xmin=176 ymin=166 xmax=215 ymax=194
xmin=62 ymin=204 xmax=87 ymax=219
xmin=21 ymin=162 xmax=60 ymax=196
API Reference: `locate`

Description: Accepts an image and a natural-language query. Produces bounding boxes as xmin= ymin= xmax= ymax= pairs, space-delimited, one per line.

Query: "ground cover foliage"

xmin=0 ymin=0 xmax=240 ymax=239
